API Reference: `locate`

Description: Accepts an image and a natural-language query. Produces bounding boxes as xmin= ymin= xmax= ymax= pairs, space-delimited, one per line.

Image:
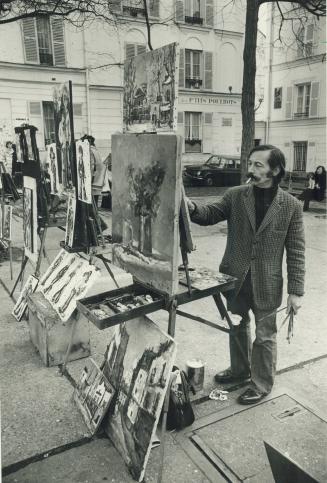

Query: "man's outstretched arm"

xmin=186 ymin=190 xmax=232 ymax=226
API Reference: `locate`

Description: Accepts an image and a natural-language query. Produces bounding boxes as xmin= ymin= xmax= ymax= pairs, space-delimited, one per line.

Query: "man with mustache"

xmin=187 ymin=144 xmax=305 ymax=404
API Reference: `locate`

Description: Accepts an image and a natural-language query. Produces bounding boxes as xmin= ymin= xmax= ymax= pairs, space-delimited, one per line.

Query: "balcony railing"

xmin=185 ymin=15 xmax=203 ymax=25
xmin=39 ymin=52 xmax=53 ymax=66
xmin=185 ymin=77 xmax=203 ymax=89
xmin=293 ymin=112 xmax=309 ymax=119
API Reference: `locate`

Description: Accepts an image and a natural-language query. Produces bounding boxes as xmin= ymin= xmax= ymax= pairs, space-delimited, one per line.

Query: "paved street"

xmin=1 ymin=189 xmax=327 ymax=482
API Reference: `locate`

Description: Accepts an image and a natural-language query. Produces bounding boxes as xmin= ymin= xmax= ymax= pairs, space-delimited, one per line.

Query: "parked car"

xmin=183 ymin=154 xmax=241 ymax=186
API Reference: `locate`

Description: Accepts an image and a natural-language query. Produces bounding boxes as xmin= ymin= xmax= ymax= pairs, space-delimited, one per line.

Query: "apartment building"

xmin=255 ymin=5 xmax=326 ymax=173
xmin=0 ymin=0 xmax=245 ymax=160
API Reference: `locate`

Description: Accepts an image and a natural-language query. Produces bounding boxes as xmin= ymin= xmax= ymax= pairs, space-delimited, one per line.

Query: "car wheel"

xmin=205 ymin=177 xmax=214 ymax=187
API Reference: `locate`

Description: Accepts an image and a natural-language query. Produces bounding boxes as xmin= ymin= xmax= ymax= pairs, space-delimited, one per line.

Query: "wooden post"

xmin=168 ymin=298 xmax=177 ymax=337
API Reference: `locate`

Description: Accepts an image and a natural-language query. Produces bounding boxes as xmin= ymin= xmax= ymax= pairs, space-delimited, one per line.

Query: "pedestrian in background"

xmin=187 ymin=145 xmax=305 ymax=405
xmin=313 ymin=165 xmax=326 ymax=202
xmin=298 ymin=172 xmax=315 ymax=211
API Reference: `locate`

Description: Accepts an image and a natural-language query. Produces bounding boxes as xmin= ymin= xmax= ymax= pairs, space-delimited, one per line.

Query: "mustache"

xmin=246 ymin=173 xmax=260 ymax=180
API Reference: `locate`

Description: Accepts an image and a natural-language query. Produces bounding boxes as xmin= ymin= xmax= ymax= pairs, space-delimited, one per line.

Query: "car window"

xmin=206 ymin=155 xmax=220 ymax=166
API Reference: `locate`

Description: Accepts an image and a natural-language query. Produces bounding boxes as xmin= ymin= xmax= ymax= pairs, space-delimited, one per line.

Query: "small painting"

xmin=25 ymin=129 xmax=35 ymax=161
xmin=124 ymin=43 xmax=178 ymax=133
xmin=53 ymin=82 xmax=74 ymax=190
xmin=65 ymin=193 xmax=76 ymax=247
xmin=112 ymin=133 xmax=182 ymax=295
xmin=12 ymin=274 xmax=39 ymax=321
xmin=23 ymin=176 xmax=38 ymax=262
xmin=103 ymin=316 xmax=176 ymax=482
xmin=38 ymin=250 xmax=100 ymax=322
xmin=15 ymin=133 xmax=23 ymax=163
xmin=74 ymin=358 xmax=115 ymax=435
xmin=1 ymin=204 xmax=12 ymax=240
xmin=76 ymin=139 xmax=92 ymax=204
xmin=47 ymin=143 xmax=60 ymax=195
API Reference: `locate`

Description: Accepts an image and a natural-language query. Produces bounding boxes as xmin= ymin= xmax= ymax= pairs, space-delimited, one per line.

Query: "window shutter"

xmin=179 ymin=49 xmax=185 ymax=88
xmin=22 ymin=18 xmax=39 ymax=63
xmin=309 ymin=81 xmax=319 ymax=117
xmin=185 ymin=0 xmax=191 ymax=16
xmin=73 ymin=103 xmax=83 ymax=117
xmin=285 ymin=86 xmax=293 ymax=119
xmin=306 ymin=24 xmax=314 ymax=43
xmin=137 ymin=44 xmax=146 ymax=56
xmin=125 ymin=43 xmax=136 ymax=60
xmin=28 ymin=101 xmax=44 ymax=148
xmin=205 ymin=0 xmax=214 ymax=27
xmin=148 ymin=0 xmax=159 ymax=18
xmin=50 ymin=18 xmax=66 ymax=66
xmin=203 ymin=112 xmax=213 ymax=152
xmin=297 ymin=27 xmax=304 ymax=57
xmin=203 ymin=51 xmax=213 ymax=90
xmin=176 ymin=0 xmax=184 ymax=22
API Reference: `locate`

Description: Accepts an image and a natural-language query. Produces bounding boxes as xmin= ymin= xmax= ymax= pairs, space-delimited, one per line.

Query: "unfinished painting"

xmin=38 ymin=250 xmax=100 ymax=322
xmin=12 ymin=275 xmax=39 ymax=321
xmin=65 ymin=193 xmax=76 ymax=247
xmin=23 ymin=176 xmax=37 ymax=263
xmin=103 ymin=316 xmax=177 ymax=482
xmin=47 ymin=143 xmax=60 ymax=195
xmin=124 ymin=43 xmax=178 ymax=133
xmin=112 ymin=133 xmax=182 ymax=295
xmin=53 ymin=82 xmax=74 ymax=190
xmin=25 ymin=129 xmax=35 ymax=161
xmin=74 ymin=358 xmax=115 ymax=435
xmin=76 ymin=139 xmax=92 ymax=204
xmin=1 ymin=204 xmax=12 ymax=240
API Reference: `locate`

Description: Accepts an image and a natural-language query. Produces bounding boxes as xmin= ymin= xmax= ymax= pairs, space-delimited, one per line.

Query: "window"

xmin=121 ymin=0 xmax=159 ymax=17
xmin=293 ymin=141 xmax=307 ymax=171
xmin=22 ymin=17 xmax=65 ymax=66
xmin=297 ymin=24 xmax=314 ymax=58
xmin=125 ymin=43 xmax=146 ymax=60
xmin=185 ymin=50 xmax=202 ymax=88
xmin=185 ymin=0 xmax=203 ymax=25
xmin=295 ymin=83 xmax=311 ymax=119
xmin=274 ymin=87 xmax=282 ymax=109
xmin=222 ymin=117 xmax=232 ymax=127
xmin=185 ymin=112 xmax=202 ymax=152
xmin=42 ymin=101 xmax=55 ymax=145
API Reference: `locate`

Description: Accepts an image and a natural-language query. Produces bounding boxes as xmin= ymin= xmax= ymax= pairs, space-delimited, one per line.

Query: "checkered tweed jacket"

xmin=191 ymin=185 xmax=305 ymax=311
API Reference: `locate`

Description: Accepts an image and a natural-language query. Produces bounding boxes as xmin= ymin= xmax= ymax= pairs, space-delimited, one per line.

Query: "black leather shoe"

xmin=214 ymin=368 xmax=250 ymax=384
xmin=238 ymin=387 xmax=267 ymax=405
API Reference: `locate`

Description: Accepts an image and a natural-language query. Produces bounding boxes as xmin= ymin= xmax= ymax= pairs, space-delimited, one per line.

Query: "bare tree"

xmin=0 ymin=0 xmax=119 ymax=25
xmin=240 ymin=0 xmax=326 ymax=181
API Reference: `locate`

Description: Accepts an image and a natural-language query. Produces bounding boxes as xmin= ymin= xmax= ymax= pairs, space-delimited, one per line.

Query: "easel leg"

xmin=60 ymin=314 xmax=78 ymax=375
xmin=212 ymin=293 xmax=251 ymax=374
xmin=10 ymin=254 xmax=28 ymax=298
xmin=92 ymin=196 xmax=105 ymax=248
xmin=9 ymin=241 xmax=13 ymax=280
xmin=168 ymin=298 xmax=177 ymax=337
xmin=35 ymin=226 xmax=48 ymax=278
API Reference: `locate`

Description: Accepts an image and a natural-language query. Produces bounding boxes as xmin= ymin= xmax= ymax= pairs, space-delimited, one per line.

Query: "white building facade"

xmin=0 ymin=0 xmax=246 ymax=160
xmin=255 ymin=5 xmax=326 ymax=174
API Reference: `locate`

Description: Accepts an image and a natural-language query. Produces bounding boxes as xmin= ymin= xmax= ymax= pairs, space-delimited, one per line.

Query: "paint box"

xmin=27 ymin=292 xmax=90 ymax=367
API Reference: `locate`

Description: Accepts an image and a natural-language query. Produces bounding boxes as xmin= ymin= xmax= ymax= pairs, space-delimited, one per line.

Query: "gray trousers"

xmin=227 ymin=273 xmax=277 ymax=394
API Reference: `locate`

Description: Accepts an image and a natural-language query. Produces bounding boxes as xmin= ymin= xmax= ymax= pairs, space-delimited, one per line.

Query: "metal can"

xmin=186 ymin=359 xmax=205 ymax=392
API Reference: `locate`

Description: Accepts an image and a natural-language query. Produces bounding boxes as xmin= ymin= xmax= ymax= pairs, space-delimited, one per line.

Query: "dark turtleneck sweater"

xmin=253 ymin=184 xmax=278 ymax=231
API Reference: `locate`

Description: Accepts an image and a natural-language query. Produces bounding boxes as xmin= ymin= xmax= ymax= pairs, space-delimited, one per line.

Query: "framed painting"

xmin=53 ymin=81 xmax=75 ymax=190
xmin=112 ymin=133 xmax=182 ymax=295
xmin=65 ymin=193 xmax=76 ymax=248
xmin=123 ymin=43 xmax=178 ymax=133
xmin=23 ymin=176 xmax=38 ymax=263
xmin=76 ymin=139 xmax=92 ymax=204
xmin=47 ymin=143 xmax=60 ymax=195
xmin=103 ymin=316 xmax=177 ymax=482
xmin=12 ymin=274 xmax=39 ymax=321
xmin=1 ymin=204 xmax=13 ymax=241
xmin=74 ymin=358 xmax=115 ymax=435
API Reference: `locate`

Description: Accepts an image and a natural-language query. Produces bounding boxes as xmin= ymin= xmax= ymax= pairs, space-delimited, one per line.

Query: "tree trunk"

xmin=240 ymin=0 xmax=260 ymax=183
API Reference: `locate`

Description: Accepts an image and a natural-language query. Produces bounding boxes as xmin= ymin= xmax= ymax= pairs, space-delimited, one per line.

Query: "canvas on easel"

xmin=111 ymin=133 xmax=182 ymax=295
xmin=23 ymin=176 xmax=38 ymax=263
xmin=53 ymin=81 xmax=75 ymax=190
xmin=123 ymin=43 xmax=179 ymax=133
xmin=47 ymin=143 xmax=60 ymax=195
xmin=76 ymin=139 xmax=92 ymax=204
xmin=65 ymin=193 xmax=76 ymax=248
xmin=1 ymin=204 xmax=13 ymax=241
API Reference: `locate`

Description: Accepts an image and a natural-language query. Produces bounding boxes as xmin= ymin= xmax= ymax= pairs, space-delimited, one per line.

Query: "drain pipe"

xmin=265 ymin=3 xmax=274 ymax=143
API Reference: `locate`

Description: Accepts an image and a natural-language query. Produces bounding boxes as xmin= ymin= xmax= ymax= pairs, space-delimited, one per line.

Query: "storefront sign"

xmin=179 ymin=95 xmax=239 ymax=105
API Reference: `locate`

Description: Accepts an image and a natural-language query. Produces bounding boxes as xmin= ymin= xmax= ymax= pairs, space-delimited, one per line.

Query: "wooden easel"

xmin=0 ymin=162 xmax=14 ymax=279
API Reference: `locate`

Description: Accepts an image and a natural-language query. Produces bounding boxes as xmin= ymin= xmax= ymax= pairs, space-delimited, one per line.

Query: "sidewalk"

xmin=1 ymin=198 xmax=326 ymax=482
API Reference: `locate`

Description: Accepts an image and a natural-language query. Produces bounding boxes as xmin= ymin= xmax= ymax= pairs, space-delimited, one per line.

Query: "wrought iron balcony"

xmin=39 ymin=52 xmax=53 ymax=66
xmin=122 ymin=5 xmax=145 ymax=16
xmin=185 ymin=15 xmax=203 ymax=25
xmin=185 ymin=77 xmax=203 ymax=89
xmin=293 ymin=112 xmax=309 ymax=119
